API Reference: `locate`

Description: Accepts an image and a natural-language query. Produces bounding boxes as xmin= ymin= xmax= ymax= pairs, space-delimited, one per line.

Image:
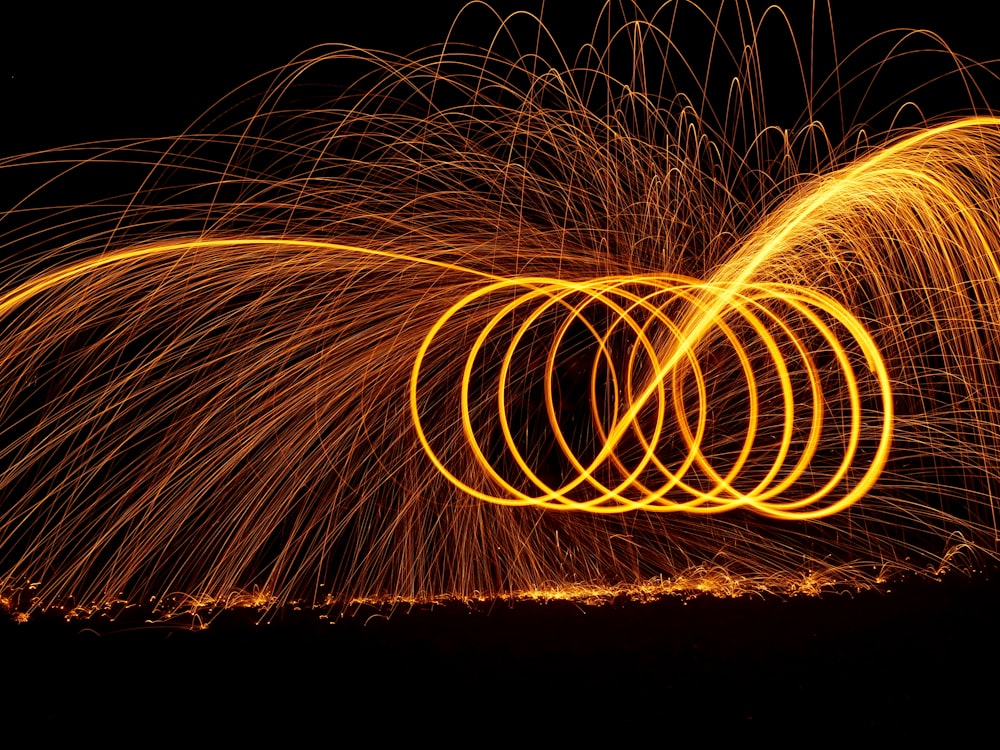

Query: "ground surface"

xmin=4 ymin=574 xmax=997 ymax=736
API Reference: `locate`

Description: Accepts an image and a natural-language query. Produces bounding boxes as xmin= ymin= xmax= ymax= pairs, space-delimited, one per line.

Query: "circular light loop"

xmin=411 ymin=273 xmax=892 ymax=519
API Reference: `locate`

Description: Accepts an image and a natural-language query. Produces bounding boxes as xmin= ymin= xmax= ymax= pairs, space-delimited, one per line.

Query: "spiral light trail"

xmin=412 ymin=273 xmax=892 ymax=518
xmin=1 ymin=2 xmax=998 ymax=618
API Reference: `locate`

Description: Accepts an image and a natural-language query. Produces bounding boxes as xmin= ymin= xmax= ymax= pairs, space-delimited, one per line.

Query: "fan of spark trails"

xmin=1 ymin=1 xmax=999 ymax=615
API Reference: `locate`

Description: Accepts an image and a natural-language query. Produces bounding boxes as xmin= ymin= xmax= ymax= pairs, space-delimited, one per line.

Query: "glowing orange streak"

xmin=604 ymin=282 xmax=880 ymax=516
xmin=500 ymin=280 xmax=690 ymax=509
xmin=5 ymin=5 xmax=1000 ymax=617
xmin=410 ymin=271 xmax=892 ymax=517
xmin=503 ymin=281 xmax=676 ymax=508
xmin=667 ymin=285 xmax=829 ymax=512
xmin=664 ymin=285 xmax=797 ymax=509
xmin=568 ymin=281 xmax=710 ymax=505
xmin=757 ymin=285 xmax=892 ymax=518
xmin=0 ymin=233 xmax=892 ymax=522
xmin=588 ymin=280 xmax=745 ymax=509
xmin=457 ymin=278 xmax=670 ymax=510
xmin=0 ymin=237 xmax=506 ymax=321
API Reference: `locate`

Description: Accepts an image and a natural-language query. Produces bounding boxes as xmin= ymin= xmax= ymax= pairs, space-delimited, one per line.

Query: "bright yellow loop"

xmin=410 ymin=273 xmax=893 ymax=519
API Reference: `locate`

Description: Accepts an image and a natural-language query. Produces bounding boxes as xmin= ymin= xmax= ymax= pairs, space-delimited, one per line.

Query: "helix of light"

xmin=411 ymin=273 xmax=893 ymax=520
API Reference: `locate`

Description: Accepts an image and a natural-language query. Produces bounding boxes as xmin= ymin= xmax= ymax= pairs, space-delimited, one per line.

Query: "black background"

xmin=4 ymin=2 xmax=999 ymax=153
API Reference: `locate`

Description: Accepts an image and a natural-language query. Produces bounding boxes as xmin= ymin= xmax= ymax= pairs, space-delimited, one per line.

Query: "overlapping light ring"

xmin=411 ymin=274 xmax=893 ymax=520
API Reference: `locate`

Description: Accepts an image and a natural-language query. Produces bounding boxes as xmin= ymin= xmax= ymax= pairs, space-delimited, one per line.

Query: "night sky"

xmin=2 ymin=2 xmax=998 ymax=735
xmin=4 ymin=2 xmax=998 ymax=153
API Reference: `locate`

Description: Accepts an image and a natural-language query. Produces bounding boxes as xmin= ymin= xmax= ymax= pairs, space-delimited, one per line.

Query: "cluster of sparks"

xmin=1 ymin=2 xmax=999 ymax=619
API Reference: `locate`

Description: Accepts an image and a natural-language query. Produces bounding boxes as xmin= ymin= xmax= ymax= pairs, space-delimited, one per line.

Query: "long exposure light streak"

xmin=1 ymin=2 xmax=999 ymax=617
xmin=411 ymin=273 xmax=892 ymax=518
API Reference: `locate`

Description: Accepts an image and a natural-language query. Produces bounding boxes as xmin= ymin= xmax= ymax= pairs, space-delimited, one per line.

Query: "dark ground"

xmin=4 ymin=574 xmax=998 ymax=736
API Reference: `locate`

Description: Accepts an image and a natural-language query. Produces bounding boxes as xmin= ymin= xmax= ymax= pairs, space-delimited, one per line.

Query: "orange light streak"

xmin=1 ymin=2 xmax=998 ymax=618
xmin=410 ymin=274 xmax=892 ymax=518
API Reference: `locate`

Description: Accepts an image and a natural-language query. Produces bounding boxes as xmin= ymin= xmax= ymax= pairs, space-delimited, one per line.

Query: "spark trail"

xmin=1 ymin=2 xmax=998 ymax=617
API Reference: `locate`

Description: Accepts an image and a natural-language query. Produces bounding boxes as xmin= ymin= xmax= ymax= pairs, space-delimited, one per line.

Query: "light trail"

xmin=0 ymin=2 xmax=998 ymax=618
xmin=411 ymin=273 xmax=892 ymax=518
